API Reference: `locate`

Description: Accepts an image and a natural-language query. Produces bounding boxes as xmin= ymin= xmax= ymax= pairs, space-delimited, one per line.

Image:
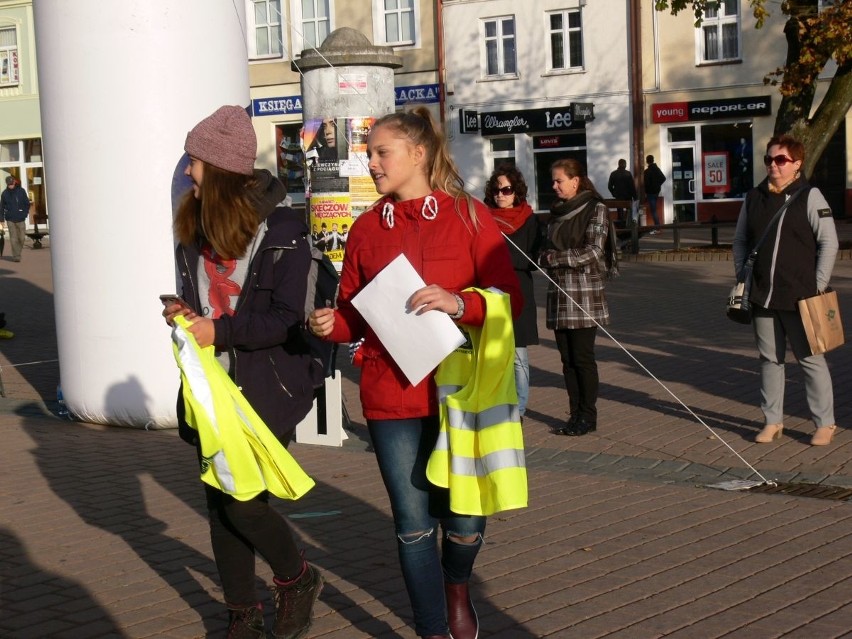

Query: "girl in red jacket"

xmin=309 ymin=107 xmax=521 ymax=639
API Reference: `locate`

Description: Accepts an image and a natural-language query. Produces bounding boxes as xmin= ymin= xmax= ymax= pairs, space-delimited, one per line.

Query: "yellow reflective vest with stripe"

xmin=426 ymin=287 xmax=528 ymax=516
xmin=171 ymin=315 xmax=315 ymax=502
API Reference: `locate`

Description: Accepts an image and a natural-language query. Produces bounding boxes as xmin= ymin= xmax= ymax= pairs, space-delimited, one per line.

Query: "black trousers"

xmin=554 ymin=327 xmax=599 ymax=424
xmin=205 ymin=485 xmax=302 ymax=607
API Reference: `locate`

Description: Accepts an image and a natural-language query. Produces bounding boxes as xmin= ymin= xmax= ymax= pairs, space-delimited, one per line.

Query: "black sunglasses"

xmin=496 ymin=186 xmax=514 ymax=196
xmin=763 ymin=154 xmax=796 ymax=167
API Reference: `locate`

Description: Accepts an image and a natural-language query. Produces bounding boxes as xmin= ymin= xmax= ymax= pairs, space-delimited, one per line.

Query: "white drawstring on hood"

xmin=381 ymin=194 xmax=439 ymax=229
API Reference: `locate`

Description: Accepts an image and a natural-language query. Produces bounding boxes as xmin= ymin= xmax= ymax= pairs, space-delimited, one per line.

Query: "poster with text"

xmin=702 ymin=151 xmax=730 ymax=195
xmin=309 ymin=193 xmax=352 ymax=266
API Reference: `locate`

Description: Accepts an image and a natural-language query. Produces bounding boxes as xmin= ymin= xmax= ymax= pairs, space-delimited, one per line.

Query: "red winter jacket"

xmin=327 ymin=190 xmax=522 ymax=420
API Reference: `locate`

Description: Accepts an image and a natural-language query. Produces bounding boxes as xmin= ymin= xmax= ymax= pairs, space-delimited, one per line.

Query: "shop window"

xmin=24 ymin=139 xmax=41 ymax=163
xmin=374 ymin=0 xmax=418 ymax=47
xmin=0 ymin=27 xmax=19 ymax=86
xmin=295 ymin=0 xmax=332 ymax=51
xmin=276 ymin=123 xmax=306 ymax=205
xmin=699 ymin=122 xmax=753 ymax=199
xmin=546 ymin=9 xmax=583 ymax=72
xmin=482 ymin=16 xmax=517 ymax=78
xmin=532 ymin=133 xmax=586 ymax=211
xmin=0 ymin=141 xmax=20 ymax=162
xmin=490 ymin=137 xmax=515 ymax=173
xmin=698 ymin=0 xmax=740 ymax=63
xmin=668 ymin=127 xmax=695 ymax=143
xmin=248 ymin=0 xmax=283 ymax=59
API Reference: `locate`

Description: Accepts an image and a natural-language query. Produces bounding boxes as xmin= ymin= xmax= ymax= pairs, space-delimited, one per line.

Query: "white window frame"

xmin=0 ymin=26 xmax=20 ymax=87
xmin=546 ymin=8 xmax=584 ymax=73
xmin=481 ymin=16 xmax=518 ymax=79
xmin=247 ymin=0 xmax=284 ymax=60
xmin=291 ymin=0 xmax=334 ymax=54
xmin=696 ymin=0 xmax=741 ymax=64
xmin=372 ymin=0 xmax=421 ymax=49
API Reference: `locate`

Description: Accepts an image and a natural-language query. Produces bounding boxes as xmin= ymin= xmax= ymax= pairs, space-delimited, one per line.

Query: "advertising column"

xmin=293 ymin=28 xmax=401 ymax=445
xmin=294 ymin=27 xmax=402 ymax=271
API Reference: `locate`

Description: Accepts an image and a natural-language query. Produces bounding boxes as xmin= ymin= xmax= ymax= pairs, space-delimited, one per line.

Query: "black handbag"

xmin=727 ymin=188 xmax=804 ymax=324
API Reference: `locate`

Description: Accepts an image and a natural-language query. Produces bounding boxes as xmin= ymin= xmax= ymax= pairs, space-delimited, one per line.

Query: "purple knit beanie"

xmin=184 ymin=105 xmax=257 ymax=176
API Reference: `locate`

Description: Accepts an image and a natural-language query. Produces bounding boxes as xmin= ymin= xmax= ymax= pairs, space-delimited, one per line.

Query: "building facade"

xmin=642 ymin=0 xmax=849 ymax=222
xmin=0 ymin=0 xmax=43 ymax=230
xmin=441 ymin=0 xmax=634 ymax=211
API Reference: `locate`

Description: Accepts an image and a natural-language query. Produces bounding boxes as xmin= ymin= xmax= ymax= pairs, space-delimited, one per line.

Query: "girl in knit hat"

xmin=308 ymin=107 xmax=523 ymax=639
xmin=163 ymin=105 xmax=323 ymax=639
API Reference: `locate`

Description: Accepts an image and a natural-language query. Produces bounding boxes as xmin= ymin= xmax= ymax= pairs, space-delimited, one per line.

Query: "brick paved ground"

xmin=1 ymin=235 xmax=851 ymax=639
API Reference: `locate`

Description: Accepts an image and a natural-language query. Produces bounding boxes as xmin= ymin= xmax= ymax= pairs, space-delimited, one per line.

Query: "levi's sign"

xmin=480 ymin=106 xmax=584 ymax=136
xmin=652 ymin=96 xmax=772 ymax=123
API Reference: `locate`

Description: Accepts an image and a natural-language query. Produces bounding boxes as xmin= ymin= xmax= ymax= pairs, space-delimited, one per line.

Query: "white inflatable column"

xmin=33 ymin=1 xmax=249 ymax=427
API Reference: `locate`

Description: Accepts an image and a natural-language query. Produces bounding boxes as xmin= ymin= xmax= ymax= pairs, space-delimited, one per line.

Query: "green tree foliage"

xmin=655 ymin=0 xmax=851 ymax=177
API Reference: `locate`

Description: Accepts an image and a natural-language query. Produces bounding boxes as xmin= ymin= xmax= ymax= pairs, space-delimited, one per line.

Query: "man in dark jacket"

xmin=607 ymin=159 xmax=637 ymax=223
xmin=643 ymin=155 xmax=666 ymax=234
xmin=1 ymin=176 xmax=31 ymax=262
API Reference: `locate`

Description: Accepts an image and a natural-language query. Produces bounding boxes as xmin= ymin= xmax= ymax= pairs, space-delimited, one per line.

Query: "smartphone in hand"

xmin=159 ymin=294 xmax=190 ymax=310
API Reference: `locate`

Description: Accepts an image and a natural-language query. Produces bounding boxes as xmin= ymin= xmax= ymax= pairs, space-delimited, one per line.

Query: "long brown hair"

xmin=174 ymin=162 xmax=259 ymax=259
xmin=484 ymin=163 xmax=528 ymax=207
xmin=371 ymin=106 xmax=479 ymax=228
xmin=551 ymin=158 xmax=604 ymax=200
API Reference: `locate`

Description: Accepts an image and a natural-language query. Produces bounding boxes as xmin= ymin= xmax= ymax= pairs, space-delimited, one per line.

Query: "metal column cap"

xmin=291 ymin=27 xmax=403 ymax=73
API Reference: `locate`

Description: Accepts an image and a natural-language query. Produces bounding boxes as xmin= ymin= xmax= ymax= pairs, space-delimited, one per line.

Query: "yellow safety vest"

xmin=426 ymin=287 xmax=528 ymax=516
xmin=172 ymin=316 xmax=315 ymax=502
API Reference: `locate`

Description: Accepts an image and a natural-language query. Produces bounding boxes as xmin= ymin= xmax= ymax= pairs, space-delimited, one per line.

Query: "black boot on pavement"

xmin=226 ymin=603 xmax=266 ymax=639
xmin=271 ymin=562 xmax=324 ymax=639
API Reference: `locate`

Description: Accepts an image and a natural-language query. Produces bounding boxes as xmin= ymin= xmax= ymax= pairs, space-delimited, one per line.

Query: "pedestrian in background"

xmin=733 ymin=134 xmax=839 ymax=447
xmin=541 ymin=158 xmax=616 ymax=437
xmin=1 ymin=175 xmax=31 ymax=263
xmin=607 ymin=159 xmax=637 ymax=223
xmin=309 ymin=107 xmax=522 ymax=639
xmin=162 ymin=105 xmax=324 ymax=639
xmin=484 ymin=164 xmax=540 ymax=418
xmin=643 ymin=155 xmax=666 ymax=234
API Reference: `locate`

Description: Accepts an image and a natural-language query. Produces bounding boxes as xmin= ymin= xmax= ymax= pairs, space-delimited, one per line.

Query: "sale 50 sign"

xmin=702 ymin=152 xmax=730 ymax=194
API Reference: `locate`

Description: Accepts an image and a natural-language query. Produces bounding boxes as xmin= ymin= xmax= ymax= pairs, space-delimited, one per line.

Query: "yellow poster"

xmin=309 ymin=193 xmax=352 ymax=266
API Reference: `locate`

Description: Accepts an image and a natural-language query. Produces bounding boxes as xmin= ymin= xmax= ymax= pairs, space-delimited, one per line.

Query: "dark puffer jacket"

xmin=175 ymin=169 xmax=322 ymax=445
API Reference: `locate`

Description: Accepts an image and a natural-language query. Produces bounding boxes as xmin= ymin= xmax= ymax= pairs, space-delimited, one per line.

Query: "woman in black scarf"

xmin=540 ymin=158 xmax=617 ymax=436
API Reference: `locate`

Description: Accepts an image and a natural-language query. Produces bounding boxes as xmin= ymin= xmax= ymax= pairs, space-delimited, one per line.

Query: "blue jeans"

xmin=368 ymin=417 xmax=486 ymax=637
xmin=514 ymin=347 xmax=530 ymax=416
xmin=646 ymin=195 xmax=660 ymax=226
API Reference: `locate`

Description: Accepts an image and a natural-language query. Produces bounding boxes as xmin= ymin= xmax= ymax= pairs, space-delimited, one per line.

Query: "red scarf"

xmin=489 ymin=202 xmax=533 ymax=234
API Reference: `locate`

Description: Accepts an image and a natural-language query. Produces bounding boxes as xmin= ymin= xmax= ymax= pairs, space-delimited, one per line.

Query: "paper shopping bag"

xmin=797 ymin=289 xmax=845 ymax=355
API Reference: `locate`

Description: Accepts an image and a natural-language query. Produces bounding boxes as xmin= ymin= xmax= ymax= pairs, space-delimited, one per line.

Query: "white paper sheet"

xmin=351 ymin=254 xmax=466 ymax=386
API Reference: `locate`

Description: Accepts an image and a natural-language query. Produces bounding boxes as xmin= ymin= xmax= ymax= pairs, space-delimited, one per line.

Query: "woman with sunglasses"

xmin=484 ymin=164 xmax=541 ymax=418
xmin=733 ymin=134 xmax=839 ymax=446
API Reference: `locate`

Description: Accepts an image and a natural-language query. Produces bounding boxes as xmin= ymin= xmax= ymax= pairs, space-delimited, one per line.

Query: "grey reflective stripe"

xmin=446 ymin=403 xmax=519 ymax=431
xmin=433 ymin=402 xmax=520 ymax=453
xmin=174 ymin=324 xmax=238 ymax=492
xmin=437 ymin=384 xmax=464 ymax=401
xmin=449 ymin=448 xmax=526 ymax=477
